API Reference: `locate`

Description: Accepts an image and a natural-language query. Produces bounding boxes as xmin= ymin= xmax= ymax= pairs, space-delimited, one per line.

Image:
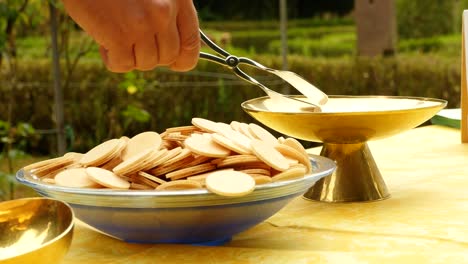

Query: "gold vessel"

xmin=0 ymin=197 xmax=74 ymax=264
xmin=242 ymin=95 xmax=447 ymax=202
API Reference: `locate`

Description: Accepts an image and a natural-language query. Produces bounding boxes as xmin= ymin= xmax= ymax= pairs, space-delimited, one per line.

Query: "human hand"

xmin=62 ymin=0 xmax=200 ymax=72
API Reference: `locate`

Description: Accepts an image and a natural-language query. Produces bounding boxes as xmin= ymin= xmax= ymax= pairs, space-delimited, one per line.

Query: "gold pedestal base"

xmin=303 ymin=142 xmax=390 ymax=202
xmin=242 ymin=95 xmax=447 ymax=203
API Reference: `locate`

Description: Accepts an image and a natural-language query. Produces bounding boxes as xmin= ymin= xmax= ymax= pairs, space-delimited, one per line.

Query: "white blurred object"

xmin=461 ymin=11 xmax=468 ymax=142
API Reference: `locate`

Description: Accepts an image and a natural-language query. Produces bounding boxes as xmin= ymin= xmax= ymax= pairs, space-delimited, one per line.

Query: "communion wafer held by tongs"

xmin=198 ymin=29 xmax=328 ymax=109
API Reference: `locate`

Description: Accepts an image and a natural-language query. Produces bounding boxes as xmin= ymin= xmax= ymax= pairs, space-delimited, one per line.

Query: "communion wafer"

xmin=54 ymin=168 xmax=100 ymax=188
xmin=24 ymin=118 xmax=315 ymax=197
xmin=239 ymin=122 xmax=257 ymax=139
xmin=283 ymin=137 xmax=305 ymax=151
xmin=217 ymin=122 xmax=234 ymax=134
xmin=212 ymin=133 xmax=250 ymax=155
xmin=94 ymin=138 xmax=126 ymax=169
xmin=86 ymin=167 xmax=130 ymax=189
xmin=282 ymin=138 xmax=312 ymax=173
xmin=187 ymin=168 xmax=235 ymax=186
xmin=274 ymin=144 xmax=308 ymax=168
xmin=30 ymin=156 xmax=75 ymax=177
xmin=251 ymin=175 xmax=273 ymax=185
xmin=215 ymin=155 xmax=263 ymax=168
xmin=147 ymin=155 xmax=195 ymax=176
xmin=165 ymin=163 xmax=216 ymax=180
xmin=283 ymin=137 xmax=310 ymax=159
xmin=41 ymin=178 xmax=56 ymax=184
xmin=250 ymin=139 xmax=290 ymax=171
xmin=24 ymin=156 xmax=67 ymax=171
xmin=216 ymin=127 xmax=252 ymax=154
xmin=127 ymin=151 xmax=166 ymax=175
xmin=63 ymin=152 xmax=84 ymax=162
xmin=162 ymin=139 xmax=180 ymax=150
xmin=33 ymin=159 xmax=76 ymax=178
xmin=271 ymin=165 xmax=307 ymax=182
xmin=183 ymin=155 xmax=213 ymax=167
xmin=100 ymin=156 xmax=123 ymax=170
xmin=113 ymin=148 xmax=154 ymax=175
xmin=239 ymin=168 xmax=271 ymax=176
xmin=230 ymin=162 xmax=272 ymax=171
xmin=130 ymin=182 xmax=153 ymax=190
xmin=118 ymin=175 xmax=132 ymax=182
xmin=284 ymin=156 xmax=299 ymax=166
xmin=63 ymin=162 xmax=84 ymax=170
xmin=122 ymin=131 xmax=162 ymax=160
xmin=111 ymin=138 xmax=128 ymax=157
xmin=184 ymin=133 xmax=231 ymax=158
xmin=35 ymin=169 xmax=63 ymax=179
xmin=192 ymin=117 xmax=221 ymax=133
xmin=230 ymin=121 xmax=241 ymax=131
xmin=140 ymin=148 xmax=169 ymax=171
xmin=248 ymin=123 xmax=278 ymax=146
xmin=163 ymin=148 xmax=192 ymax=166
xmin=205 ymin=170 xmax=255 ymax=197
xmin=150 ymin=147 xmax=182 ymax=167
xmin=28 ymin=156 xmax=73 ymax=171
xmin=131 ymin=174 xmax=160 ymax=188
xmin=186 ymin=176 xmax=206 ymax=186
xmin=79 ymin=139 xmax=121 ymax=166
xmin=164 ymin=132 xmax=189 ymax=142
xmin=122 ymin=149 xmax=162 ymax=174
xmin=79 ymin=138 xmax=121 ymax=166
xmin=165 ymin=125 xmax=200 ymax=134
xmin=156 ymin=180 xmax=202 ymax=190
xmin=138 ymin=171 xmax=167 ymax=184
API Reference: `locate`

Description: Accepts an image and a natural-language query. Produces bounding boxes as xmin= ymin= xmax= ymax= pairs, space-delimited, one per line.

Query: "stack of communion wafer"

xmin=24 ymin=118 xmax=313 ymax=197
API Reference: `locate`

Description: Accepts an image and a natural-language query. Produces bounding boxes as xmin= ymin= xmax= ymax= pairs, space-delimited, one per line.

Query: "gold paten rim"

xmin=241 ymin=95 xmax=448 ymax=115
xmin=0 ymin=197 xmax=74 ymax=261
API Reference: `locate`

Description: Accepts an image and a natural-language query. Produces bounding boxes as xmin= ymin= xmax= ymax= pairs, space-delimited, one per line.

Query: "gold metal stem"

xmin=303 ymin=142 xmax=390 ymax=202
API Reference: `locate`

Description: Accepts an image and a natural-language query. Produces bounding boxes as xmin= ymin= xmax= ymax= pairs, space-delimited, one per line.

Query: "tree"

xmin=0 ymin=0 xmax=29 ymax=67
xmin=355 ymin=0 xmax=397 ymax=56
xmin=48 ymin=1 xmax=66 ymax=155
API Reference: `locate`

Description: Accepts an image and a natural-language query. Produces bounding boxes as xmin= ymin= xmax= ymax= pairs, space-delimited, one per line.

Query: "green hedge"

xmin=209 ymin=28 xmax=460 ymax=58
xmin=226 ymin=26 xmax=355 ymax=54
xmin=268 ymin=32 xmax=355 ymax=57
xmin=397 ymin=0 xmax=458 ymax=39
xmin=16 ymin=27 xmax=461 ymax=62
xmin=398 ymin=35 xmax=461 ymax=57
xmin=0 ymin=54 xmax=460 ymax=154
xmin=202 ymin=17 xmax=354 ymax=31
xmin=271 ymin=34 xmax=461 ymax=58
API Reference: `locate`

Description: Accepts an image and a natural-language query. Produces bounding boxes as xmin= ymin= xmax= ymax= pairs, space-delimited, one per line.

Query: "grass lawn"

xmin=0 ymin=156 xmax=48 ymax=201
xmin=15 ymin=21 xmax=462 ymax=60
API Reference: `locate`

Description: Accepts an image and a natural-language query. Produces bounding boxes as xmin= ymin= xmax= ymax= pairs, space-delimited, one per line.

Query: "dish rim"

xmin=241 ymin=95 xmax=448 ymax=115
xmin=16 ymin=154 xmax=336 ymax=208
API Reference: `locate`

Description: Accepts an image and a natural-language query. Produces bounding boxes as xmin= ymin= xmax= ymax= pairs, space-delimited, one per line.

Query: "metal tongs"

xmin=199 ymin=29 xmax=328 ymax=109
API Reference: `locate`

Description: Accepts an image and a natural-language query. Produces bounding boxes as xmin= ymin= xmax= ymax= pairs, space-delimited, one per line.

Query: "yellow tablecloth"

xmin=63 ymin=125 xmax=468 ymax=264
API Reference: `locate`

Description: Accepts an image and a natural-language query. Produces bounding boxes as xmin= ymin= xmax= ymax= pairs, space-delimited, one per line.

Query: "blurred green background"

xmin=1 ymin=0 xmax=467 ymax=200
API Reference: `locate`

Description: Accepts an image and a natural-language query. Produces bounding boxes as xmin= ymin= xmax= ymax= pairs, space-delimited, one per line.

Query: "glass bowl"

xmin=16 ymin=155 xmax=335 ymax=245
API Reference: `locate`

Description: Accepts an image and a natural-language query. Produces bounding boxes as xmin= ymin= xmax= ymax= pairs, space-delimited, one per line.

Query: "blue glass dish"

xmin=16 ymin=155 xmax=335 ymax=245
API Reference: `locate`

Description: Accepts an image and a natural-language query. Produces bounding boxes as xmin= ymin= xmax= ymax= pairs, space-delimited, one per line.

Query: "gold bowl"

xmin=0 ymin=197 xmax=74 ymax=264
xmin=242 ymin=95 xmax=447 ymax=202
